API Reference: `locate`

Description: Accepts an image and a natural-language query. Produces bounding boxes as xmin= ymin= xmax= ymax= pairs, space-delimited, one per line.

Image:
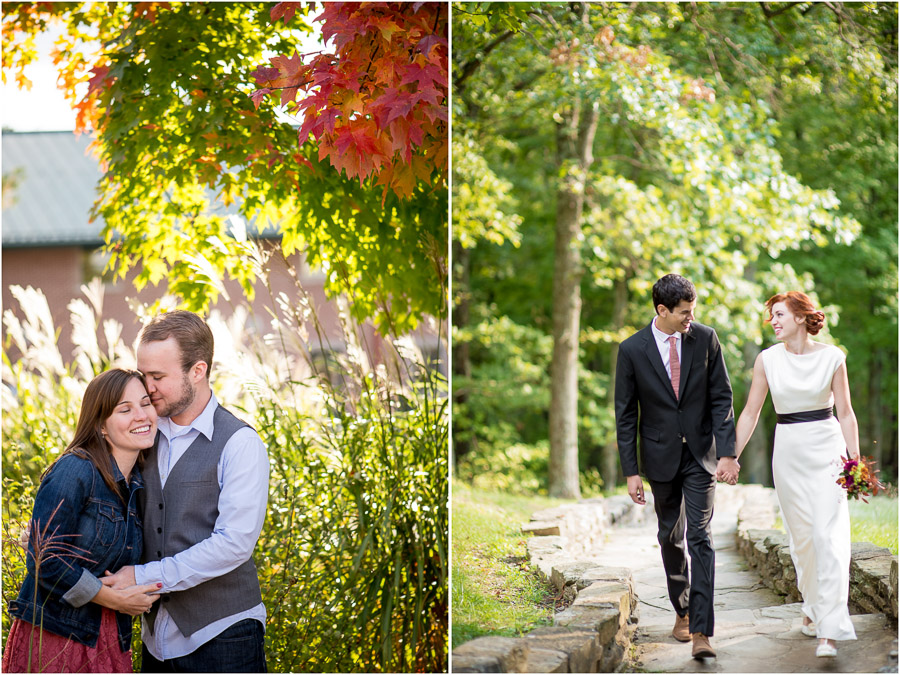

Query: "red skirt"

xmin=2 ymin=606 xmax=132 ymax=673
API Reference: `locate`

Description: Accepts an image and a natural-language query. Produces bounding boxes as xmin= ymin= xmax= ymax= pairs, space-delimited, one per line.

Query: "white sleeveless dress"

xmin=760 ymin=342 xmax=857 ymax=641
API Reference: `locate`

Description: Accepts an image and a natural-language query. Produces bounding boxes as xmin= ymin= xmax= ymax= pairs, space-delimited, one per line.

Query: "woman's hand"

xmin=94 ymin=582 xmax=162 ymax=616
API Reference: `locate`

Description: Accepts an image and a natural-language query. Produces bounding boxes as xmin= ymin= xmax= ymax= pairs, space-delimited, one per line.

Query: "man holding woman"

xmin=4 ymin=310 xmax=270 ymax=673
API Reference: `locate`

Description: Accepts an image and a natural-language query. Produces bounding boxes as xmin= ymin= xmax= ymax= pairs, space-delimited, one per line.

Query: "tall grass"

xmin=2 ymin=273 xmax=448 ymax=672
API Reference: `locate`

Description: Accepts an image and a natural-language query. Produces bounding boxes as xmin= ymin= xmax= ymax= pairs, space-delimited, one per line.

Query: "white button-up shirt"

xmin=135 ymin=393 xmax=269 ymax=660
xmin=651 ymin=316 xmax=682 ymax=378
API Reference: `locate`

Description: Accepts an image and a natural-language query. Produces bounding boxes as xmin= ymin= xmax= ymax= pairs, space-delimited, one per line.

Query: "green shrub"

xmin=452 ymin=313 xmax=617 ymax=493
xmin=2 ymin=279 xmax=448 ymax=672
xmin=456 ymin=441 xmax=549 ymax=495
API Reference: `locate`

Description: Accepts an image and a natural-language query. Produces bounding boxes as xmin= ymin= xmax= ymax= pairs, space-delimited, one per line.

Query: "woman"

xmin=3 ymin=369 xmax=163 ymax=673
xmin=733 ymin=292 xmax=858 ymax=658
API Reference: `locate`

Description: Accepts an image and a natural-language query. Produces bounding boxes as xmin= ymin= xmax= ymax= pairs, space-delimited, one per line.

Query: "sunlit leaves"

xmin=452 ymin=134 xmax=522 ymax=250
xmin=252 ymin=2 xmax=448 ymax=201
xmin=2 ymin=2 xmax=447 ymax=333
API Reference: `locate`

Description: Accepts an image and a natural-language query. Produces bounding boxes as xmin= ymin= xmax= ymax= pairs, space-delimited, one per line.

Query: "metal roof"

xmin=2 ymin=131 xmax=106 ymax=247
xmin=2 ymin=130 xmax=279 ymax=248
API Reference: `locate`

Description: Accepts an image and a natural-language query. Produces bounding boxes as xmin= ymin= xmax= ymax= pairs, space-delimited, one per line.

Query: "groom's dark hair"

xmin=653 ymin=274 xmax=697 ymax=313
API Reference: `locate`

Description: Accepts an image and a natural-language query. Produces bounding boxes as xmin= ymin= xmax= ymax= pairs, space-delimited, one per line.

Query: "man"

xmin=615 ymin=274 xmax=739 ymax=660
xmin=103 ymin=310 xmax=269 ymax=672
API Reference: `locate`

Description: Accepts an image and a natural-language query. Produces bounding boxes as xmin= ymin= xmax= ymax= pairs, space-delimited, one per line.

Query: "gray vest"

xmin=141 ymin=405 xmax=264 ymax=637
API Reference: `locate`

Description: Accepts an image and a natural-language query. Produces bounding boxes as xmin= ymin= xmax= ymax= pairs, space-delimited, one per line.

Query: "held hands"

xmin=102 ymin=566 xmax=136 ymax=590
xmin=109 ymin=583 xmax=162 ymax=616
xmin=99 ymin=566 xmax=161 ymax=616
xmin=626 ymin=475 xmax=646 ymax=505
xmin=716 ymin=457 xmax=740 ymax=485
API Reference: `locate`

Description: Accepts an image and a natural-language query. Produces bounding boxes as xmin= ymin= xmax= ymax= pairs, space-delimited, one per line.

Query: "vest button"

xmin=157 ymin=551 xmax=162 ymax=557
xmin=157 ymin=527 xmax=162 ymax=534
xmin=158 ymin=503 xmax=164 ymax=509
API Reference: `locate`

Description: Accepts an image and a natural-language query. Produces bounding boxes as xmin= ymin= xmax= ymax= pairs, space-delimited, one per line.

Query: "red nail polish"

xmin=157 ymin=583 xmax=162 ymax=588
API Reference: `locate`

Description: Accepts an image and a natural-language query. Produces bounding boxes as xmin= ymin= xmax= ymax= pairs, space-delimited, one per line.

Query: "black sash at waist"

xmin=776 ymin=407 xmax=834 ymax=424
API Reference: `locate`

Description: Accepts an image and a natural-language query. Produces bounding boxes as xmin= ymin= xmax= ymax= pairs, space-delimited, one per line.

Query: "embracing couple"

xmin=4 ymin=311 xmax=270 ymax=673
xmin=616 ymin=274 xmax=859 ymax=662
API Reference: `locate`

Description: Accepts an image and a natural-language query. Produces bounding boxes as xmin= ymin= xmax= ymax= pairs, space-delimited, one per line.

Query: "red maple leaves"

xmin=251 ymin=2 xmax=448 ymax=200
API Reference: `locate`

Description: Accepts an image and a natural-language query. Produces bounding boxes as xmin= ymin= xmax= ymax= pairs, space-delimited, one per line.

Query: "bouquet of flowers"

xmin=836 ymin=454 xmax=886 ymax=502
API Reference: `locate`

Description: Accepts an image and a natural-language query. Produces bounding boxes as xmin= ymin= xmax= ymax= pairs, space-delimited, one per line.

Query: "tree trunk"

xmin=601 ymin=276 xmax=629 ymax=491
xmin=548 ymin=98 xmax=599 ymax=499
xmin=451 ymin=240 xmax=473 ymax=470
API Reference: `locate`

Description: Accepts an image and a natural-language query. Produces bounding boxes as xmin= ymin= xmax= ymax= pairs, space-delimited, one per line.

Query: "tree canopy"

xmin=453 ymin=2 xmax=897 ymax=490
xmin=2 ymin=1 xmax=448 ymax=332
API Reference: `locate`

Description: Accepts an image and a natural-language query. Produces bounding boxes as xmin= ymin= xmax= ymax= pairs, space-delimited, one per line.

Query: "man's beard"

xmin=159 ymin=373 xmax=195 ymax=419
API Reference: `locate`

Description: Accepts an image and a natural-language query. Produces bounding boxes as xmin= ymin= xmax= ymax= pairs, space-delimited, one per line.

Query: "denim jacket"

xmin=8 ymin=453 xmax=144 ymax=652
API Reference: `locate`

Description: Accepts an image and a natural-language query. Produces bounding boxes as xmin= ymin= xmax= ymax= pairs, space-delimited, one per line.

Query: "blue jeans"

xmin=140 ymin=619 xmax=266 ymax=673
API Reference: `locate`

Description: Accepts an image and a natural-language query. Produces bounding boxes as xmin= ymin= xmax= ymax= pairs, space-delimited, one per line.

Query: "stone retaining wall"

xmin=734 ymin=485 xmax=898 ymax=622
xmin=452 ymin=496 xmax=644 ymax=673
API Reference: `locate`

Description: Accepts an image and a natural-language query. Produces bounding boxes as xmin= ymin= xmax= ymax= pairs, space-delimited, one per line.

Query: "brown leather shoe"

xmin=691 ymin=633 xmax=716 ymax=659
xmin=672 ymin=613 xmax=690 ymax=642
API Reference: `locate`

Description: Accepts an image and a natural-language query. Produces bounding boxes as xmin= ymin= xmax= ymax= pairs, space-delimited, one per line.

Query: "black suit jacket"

xmin=615 ymin=320 xmax=736 ymax=482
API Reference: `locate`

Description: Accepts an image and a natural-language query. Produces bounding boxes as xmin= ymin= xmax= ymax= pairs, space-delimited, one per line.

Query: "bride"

xmin=731 ymin=291 xmax=858 ymax=658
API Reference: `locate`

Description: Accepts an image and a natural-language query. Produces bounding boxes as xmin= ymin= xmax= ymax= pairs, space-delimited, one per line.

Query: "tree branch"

xmin=454 ymin=30 xmax=514 ymax=91
xmin=759 ymin=2 xmax=803 ymax=19
xmin=758 ymin=2 xmax=787 ymax=43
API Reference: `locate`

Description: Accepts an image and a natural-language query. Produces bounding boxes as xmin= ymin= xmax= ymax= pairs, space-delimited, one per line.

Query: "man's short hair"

xmin=652 ymin=274 xmax=697 ymax=313
xmin=139 ymin=310 xmax=214 ymax=379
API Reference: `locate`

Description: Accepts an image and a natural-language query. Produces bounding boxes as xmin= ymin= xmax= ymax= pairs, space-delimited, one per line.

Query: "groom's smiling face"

xmin=655 ymin=299 xmax=696 ymax=334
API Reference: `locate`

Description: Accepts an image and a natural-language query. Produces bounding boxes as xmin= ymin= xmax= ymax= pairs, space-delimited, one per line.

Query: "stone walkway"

xmin=585 ymin=484 xmax=897 ymax=673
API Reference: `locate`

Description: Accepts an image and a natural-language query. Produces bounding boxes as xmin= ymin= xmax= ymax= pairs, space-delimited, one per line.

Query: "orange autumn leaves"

xmin=251 ymin=2 xmax=448 ymax=201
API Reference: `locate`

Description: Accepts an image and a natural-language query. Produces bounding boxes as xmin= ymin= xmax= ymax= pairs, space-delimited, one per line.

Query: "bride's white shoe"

xmin=800 ymin=622 xmax=816 ymax=637
xmin=816 ymin=642 xmax=837 ymax=658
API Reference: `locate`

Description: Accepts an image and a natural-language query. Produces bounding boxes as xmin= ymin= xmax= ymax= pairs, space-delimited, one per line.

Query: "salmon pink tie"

xmin=668 ymin=336 xmax=680 ymax=399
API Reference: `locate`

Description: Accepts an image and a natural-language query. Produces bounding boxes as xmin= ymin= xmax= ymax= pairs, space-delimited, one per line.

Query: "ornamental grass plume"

xmin=836 ymin=454 xmax=887 ymax=503
xmin=4 ymin=275 xmax=448 ymax=671
xmin=5 ymin=499 xmax=94 ymax=673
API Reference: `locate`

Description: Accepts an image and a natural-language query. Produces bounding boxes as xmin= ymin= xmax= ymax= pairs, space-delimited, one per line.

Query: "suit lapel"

xmin=642 ymin=323 xmax=678 ymax=401
xmin=679 ymin=327 xmax=696 ymax=394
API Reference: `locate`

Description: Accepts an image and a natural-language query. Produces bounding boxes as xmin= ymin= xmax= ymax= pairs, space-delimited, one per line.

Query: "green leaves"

xmin=3 ymin=2 xmax=447 ymax=333
xmin=452 ymin=2 xmax=896 ymax=481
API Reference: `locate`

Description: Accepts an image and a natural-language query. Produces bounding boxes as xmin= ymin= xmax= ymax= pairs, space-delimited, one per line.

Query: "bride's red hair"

xmin=765 ymin=291 xmax=826 ymax=336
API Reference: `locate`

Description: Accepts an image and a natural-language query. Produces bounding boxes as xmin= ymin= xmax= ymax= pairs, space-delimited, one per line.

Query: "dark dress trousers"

xmin=615 ymin=320 xmax=736 ymax=636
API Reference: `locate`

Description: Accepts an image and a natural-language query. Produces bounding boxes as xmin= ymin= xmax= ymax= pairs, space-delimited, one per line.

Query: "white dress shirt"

xmin=135 ymin=393 xmax=269 ymax=660
xmin=650 ymin=316 xmax=683 ymax=378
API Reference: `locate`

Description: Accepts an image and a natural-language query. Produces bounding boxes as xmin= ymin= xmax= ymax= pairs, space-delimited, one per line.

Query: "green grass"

xmin=774 ymin=494 xmax=897 ymax=555
xmin=451 ymin=480 xmax=570 ymax=649
xmin=848 ymin=494 xmax=898 ymax=555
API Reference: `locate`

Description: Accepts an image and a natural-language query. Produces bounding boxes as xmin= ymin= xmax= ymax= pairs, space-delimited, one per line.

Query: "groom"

xmin=615 ymin=274 xmax=738 ymax=659
xmin=102 ymin=310 xmax=269 ymax=671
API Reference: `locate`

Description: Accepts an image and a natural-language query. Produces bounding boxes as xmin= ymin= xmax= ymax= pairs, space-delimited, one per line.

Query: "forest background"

xmin=452 ymin=1 xmax=898 ymax=499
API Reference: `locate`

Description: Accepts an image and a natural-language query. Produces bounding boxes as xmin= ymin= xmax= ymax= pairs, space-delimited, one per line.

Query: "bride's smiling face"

xmin=769 ymin=301 xmax=804 ymax=341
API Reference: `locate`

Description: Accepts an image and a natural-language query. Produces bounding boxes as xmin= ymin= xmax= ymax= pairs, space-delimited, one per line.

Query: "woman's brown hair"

xmin=765 ymin=291 xmax=826 ymax=336
xmin=43 ymin=369 xmax=151 ymax=502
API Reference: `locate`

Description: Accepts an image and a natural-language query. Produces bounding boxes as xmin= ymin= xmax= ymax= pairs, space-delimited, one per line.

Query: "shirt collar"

xmin=110 ymin=457 xmax=144 ymax=490
xmin=651 ymin=316 xmax=680 ymax=344
xmin=158 ymin=392 xmax=219 ymax=442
